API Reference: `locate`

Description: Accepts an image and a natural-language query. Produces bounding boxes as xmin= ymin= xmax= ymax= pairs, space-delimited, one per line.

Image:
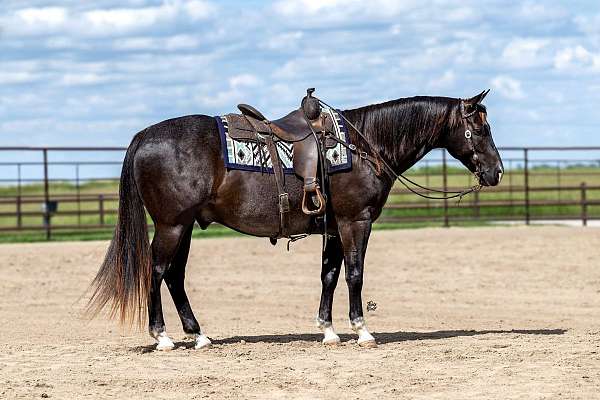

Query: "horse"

xmin=88 ymin=90 xmax=503 ymax=350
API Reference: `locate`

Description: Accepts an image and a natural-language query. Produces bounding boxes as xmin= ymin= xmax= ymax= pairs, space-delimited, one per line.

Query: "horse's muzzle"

xmin=479 ymin=164 xmax=504 ymax=186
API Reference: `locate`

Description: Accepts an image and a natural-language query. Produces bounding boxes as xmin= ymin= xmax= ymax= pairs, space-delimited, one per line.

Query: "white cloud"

xmin=490 ymin=75 xmax=525 ymax=100
xmin=575 ymin=14 xmax=600 ymax=37
xmin=192 ymin=74 xmax=262 ymax=109
xmin=273 ymin=0 xmax=349 ymax=16
xmin=59 ymin=72 xmax=108 ymax=86
xmin=184 ymin=0 xmax=215 ymax=20
xmin=164 ymin=35 xmax=201 ymax=50
xmin=554 ymin=45 xmax=600 ymax=71
xmin=502 ymin=38 xmax=549 ymax=68
xmin=273 ymin=0 xmax=420 ymax=23
xmin=0 ymin=1 xmax=216 ymax=37
xmin=113 ymin=37 xmax=156 ymax=50
xmin=82 ymin=1 xmax=215 ymax=35
xmin=516 ymin=1 xmax=567 ymax=21
xmin=113 ymin=35 xmax=200 ymax=51
xmin=2 ymin=7 xmax=69 ymax=35
xmin=428 ymin=70 xmax=456 ymax=90
xmin=262 ymin=31 xmax=304 ymax=50
xmin=16 ymin=6 xmax=67 ymax=27
xmin=229 ymin=74 xmax=261 ymax=88
xmin=83 ymin=8 xmax=162 ymax=33
xmin=0 ymin=71 xmax=41 ymax=84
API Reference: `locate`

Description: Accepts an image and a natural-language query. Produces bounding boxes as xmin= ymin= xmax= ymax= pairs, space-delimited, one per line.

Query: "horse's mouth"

xmin=476 ymin=170 xmax=502 ymax=187
xmin=475 ymin=170 xmax=491 ymax=187
xmin=474 ymin=170 xmax=485 ymax=186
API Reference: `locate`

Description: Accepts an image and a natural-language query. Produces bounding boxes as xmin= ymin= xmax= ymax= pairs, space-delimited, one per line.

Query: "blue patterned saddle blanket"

xmin=215 ymin=108 xmax=352 ymax=174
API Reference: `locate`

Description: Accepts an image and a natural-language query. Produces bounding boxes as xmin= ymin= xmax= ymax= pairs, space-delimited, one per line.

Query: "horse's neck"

xmin=393 ymin=137 xmax=436 ymax=174
xmin=351 ymin=108 xmax=445 ymax=175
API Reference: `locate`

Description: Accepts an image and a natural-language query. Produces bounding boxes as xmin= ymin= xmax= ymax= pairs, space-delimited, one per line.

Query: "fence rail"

xmin=2 ymin=146 xmax=600 ymax=239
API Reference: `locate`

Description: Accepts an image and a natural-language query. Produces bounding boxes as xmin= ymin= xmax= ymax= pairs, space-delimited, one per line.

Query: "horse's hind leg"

xmin=164 ymin=225 xmax=211 ymax=349
xmin=317 ymin=235 xmax=344 ymax=345
xmin=148 ymin=224 xmax=186 ymax=351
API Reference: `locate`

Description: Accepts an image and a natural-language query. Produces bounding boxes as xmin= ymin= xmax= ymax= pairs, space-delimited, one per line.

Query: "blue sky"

xmin=1 ymin=0 xmax=599 ymax=148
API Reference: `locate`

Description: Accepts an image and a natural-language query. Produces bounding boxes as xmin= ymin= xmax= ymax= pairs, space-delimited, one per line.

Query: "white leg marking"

xmin=317 ymin=317 xmax=340 ymax=345
xmin=188 ymin=333 xmax=212 ymax=349
xmin=155 ymin=331 xmax=175 ymax=351
xmin=351 ymin=317 xmax=377 ymax=348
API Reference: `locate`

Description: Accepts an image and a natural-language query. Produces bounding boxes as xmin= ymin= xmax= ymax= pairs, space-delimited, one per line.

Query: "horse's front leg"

xmin=338 ymin=219 xmax=377 ymax=347
xmin=317 ymin=235 xmax=344 ymax=345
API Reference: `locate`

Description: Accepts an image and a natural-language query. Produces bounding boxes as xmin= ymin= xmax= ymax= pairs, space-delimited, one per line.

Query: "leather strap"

xmin=264 ymin=135 xmax=289 ymax=238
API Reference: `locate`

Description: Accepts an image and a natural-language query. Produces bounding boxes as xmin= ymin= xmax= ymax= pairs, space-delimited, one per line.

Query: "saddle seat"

xmin=237 ymin=106 xmax=315 ymax=142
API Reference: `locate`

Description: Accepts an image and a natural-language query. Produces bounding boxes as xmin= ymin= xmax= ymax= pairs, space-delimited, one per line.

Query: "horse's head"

xmin=445 ymin=90 xmax=504 ymax=186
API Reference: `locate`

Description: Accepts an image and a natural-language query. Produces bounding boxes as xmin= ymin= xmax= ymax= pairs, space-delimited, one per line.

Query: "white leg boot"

xmin=351 ymin=317 xmax=377 ymax=348
xmin=317 ymin=318 xmax=341 ymax=345
xmin=153 ymin=331 xmax=175 ymax=351
xmin=186 ymin=332 xmax=212 ymax=349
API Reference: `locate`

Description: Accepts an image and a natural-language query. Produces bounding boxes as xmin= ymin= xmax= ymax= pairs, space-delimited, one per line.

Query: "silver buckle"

xmin=464 ymin=130 xmax=472 ymax=139
xmin=279 ymin=193 xmax=290 ymax=213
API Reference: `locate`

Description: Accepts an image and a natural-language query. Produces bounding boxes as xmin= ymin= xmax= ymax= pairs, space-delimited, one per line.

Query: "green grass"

xmin=1 ymin=165 xmax=599 ymax=243
xmin=0 ymin=224 xmax=243 ymax=244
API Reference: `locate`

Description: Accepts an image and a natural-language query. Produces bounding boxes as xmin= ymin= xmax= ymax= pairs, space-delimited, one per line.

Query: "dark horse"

xmin=88 ymin=90 xmax=503 ymax=350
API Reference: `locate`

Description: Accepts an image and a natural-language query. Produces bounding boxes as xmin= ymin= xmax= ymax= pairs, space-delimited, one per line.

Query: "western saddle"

xmin=225 ymin=88 xmax=335 ymax=237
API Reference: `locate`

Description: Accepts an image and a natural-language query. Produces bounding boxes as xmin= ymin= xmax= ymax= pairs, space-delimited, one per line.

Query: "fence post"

xmin=581 ymin=182 xmax=587 ymax=227
xmin=99 ymin=194 xmax=105 ymax=225
xmin=442 ymin=149 xmax=449 ymax=227
xmin=76 ymin=164 xmax=81 ymax=226
xmin=473 ymin=190 xmax=480 ymax=219
xmin=523 ymin=148 xmax=530 ymax=225
xmin=17 ymin=163 xmax=22 ymax=229
xmin=43 ymin=148 xmax=51 ymax=240
xmin=16 ymin=195 xmax=22 ymax=229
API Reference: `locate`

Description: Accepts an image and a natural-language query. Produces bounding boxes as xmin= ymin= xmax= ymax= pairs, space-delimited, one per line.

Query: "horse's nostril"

xmin=495 ymin=165 xmax=504 ymax=183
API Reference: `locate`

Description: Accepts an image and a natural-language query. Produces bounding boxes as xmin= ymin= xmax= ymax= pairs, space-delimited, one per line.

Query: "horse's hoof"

xmin=320 ymin=324 xmax=340 ymax=346
xmin=194 ymin=334 xmax=212 ymax=350
xmin=155 ymin=333 xmax=175 ymax=351
xmin=156 ymin=342 xmax=175 ymax=351
xmin=358 ymin=339 xmax=378 ymax=348
xmin=323 ymin=337 xmax=341 ymax=346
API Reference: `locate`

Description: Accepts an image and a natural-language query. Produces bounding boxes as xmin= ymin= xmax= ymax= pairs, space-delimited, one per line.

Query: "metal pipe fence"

xmin=2 ymin=146 xmax=600 ymax=239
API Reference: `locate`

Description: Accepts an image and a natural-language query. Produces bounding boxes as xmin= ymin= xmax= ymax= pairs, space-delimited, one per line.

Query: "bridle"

xmin=318 ymin=97 xmax=484 ymax=201
xmin=460 ymin=100 xmax=484 ymax=185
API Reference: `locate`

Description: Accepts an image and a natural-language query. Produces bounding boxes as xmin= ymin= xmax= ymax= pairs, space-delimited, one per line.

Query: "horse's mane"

xmin=342 ymin=96 xmax=462 ymax=167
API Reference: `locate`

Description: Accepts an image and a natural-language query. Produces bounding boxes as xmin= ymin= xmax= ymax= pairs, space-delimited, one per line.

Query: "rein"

xmin=318 ymin=98 xmax=482 ymax=201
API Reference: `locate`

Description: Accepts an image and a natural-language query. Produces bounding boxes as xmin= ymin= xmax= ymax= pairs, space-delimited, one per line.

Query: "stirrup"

xmin=302 ymin=185 xmax=326 ymax=215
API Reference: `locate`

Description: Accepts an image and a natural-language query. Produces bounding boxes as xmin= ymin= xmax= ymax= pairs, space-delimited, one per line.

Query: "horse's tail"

xmin=86 ymin=131 xmax=151 ymax=326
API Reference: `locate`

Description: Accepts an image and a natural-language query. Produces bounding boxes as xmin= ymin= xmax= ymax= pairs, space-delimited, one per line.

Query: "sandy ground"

xmin=1 ymin=226 xmax=599 ymax=399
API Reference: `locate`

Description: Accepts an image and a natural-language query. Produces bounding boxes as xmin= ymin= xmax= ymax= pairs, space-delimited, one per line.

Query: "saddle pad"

xmin=215 ymin=108 xmax=352 ymax=174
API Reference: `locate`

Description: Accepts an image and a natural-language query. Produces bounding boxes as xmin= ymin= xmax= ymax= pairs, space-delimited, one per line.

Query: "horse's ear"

xmin=465 ymin=89 xmax=490 ymax=105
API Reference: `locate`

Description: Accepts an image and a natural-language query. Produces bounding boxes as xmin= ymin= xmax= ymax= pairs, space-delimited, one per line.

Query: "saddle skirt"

xmin=215 ymin=108 xmax=352 ymax=175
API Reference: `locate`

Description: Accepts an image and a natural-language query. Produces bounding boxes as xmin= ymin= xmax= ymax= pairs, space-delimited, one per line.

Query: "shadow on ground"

xmin=131 ymin=328 xmax=567 ymax=353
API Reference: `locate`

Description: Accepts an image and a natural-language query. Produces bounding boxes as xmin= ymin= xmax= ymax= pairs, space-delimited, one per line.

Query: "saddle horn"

xmin=301 ymin=88 xmax=322 ymax=121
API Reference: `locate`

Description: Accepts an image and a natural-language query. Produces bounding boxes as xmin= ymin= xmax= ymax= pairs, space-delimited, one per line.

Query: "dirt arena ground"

xmin=1 ymin=226 xmax=599 ymax=399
